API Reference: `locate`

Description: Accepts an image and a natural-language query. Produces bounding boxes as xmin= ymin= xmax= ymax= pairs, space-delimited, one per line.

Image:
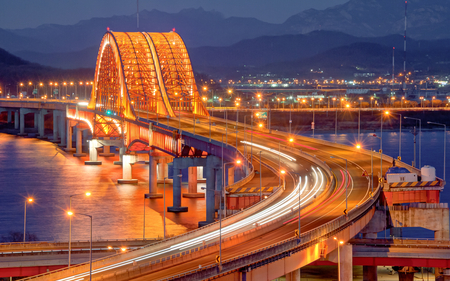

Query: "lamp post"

xmin=163 ymin=176 xmax=169 ymax=239
xmin=311 ymin=97 xmax=315 ymax=138
xmin=386 ymin=111 xmax=402 ymax=160
xmin=427 ymin=122 xmax=446 ymax=181
xmin=67 ymin=211 xmax=92 ymax=281
xmin=330 ymin=156 xmax=348 ymax=214
xmin=291 ymin=171 xmax=302 ymax=242
xmin=69 ymin=192 xmax=91 ymax=268
xmin=334 ymin=237 xmax=344 ymax=281
xmin=23 ymin=198 xmax=33 ymax=242
xmin=201 ymin=186 xmax=222 ymax=270
xmin=372 ymin=134 xmax=383 ymax=179
xmin=404 ymin=116 xmax=422 ymax=168
xmin=358 ymin=97 xmax=363 ymax=142
xmin=259 ymin=151 xmax=263 ymax=201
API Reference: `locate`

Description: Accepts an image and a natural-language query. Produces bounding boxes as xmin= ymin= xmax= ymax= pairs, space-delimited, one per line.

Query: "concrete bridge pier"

xmin=50 ymin=110 xmax=60 ymax=143
xmin=168 ymin=157 xmax=188 ymax=213
xmin=7 ymin=110 xmax=12 ymax=123
xmin=157 ymin=157 xmax=170 ymax=183
xmin=114 ymin=146 xmax=126 ymax=165
xmin=37 ymin=109 xmax=48 ymax=139
xmin=146 ymin=150 xmax=162 ymax=198
xmin=58 ymin=113 xmax=66 ymax=147
xmin=99 ymin=137 xmax=115 ymax=157
xmin=34 ymin=112 xmax=39 ymax=130
xmin=339 ymin=244 xmax=353 ymax=281
xmin=18 ymin=108 xmax=34 ymax=136
xmin=85 ymin=139 xmax=102 ymax=165
xmin=199 ymin=156 xmax=222 ymax=227
xmin=73 ymin=126 xmax=87 ymax=157
xmin=14 ymin=110 xmax=19 ymax=130
xmin=183 ymin=167 xmax=204 ymax=198
xmin=118 ymin=154 xmax=138 ymax=184
xmin=64 ymin=120 xmax=76 ymax=152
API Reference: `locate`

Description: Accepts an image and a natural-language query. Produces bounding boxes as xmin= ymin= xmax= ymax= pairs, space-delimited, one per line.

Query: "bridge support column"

xmin=118 ymin=154 xmax=138 ymax=184
xmin=37 ymin=109 xmax=48 ymax=139
xmin=146 ymin=151 xmax=162 ymax=198
xmin=114 ymin=146 xmax=126 ymax=165
xmin=99 ymin=137 xmax=115 ymax=157
xmin=64 ymin=120 xmax=76 ymax=152
xmin=168 ymin=158 xmax=188 ymax=212
xmin=199 ymin=166 xmax=217 ymax=227
xmin=18 ymin=108 xmax=27 ymax=136
xmin=227 ymin=166 xmax=235 ymax=186
xmin=157 ymin=158 xmax=170 ymax=183
xmin=291 ymin=269 xmax=301 ymax=281
xmin=34 ymin=112 xmax=39 ymax=130
xmin=215 ymin=168 xmax=223 ymax=210
xmin=339 ymin=244 xmax=353 ymax=281
xmin=363 ymin=266 xmax=377 ymax=281
xmin=85 ymin=139 xmax=102 ymax=165
xmin=14 ymin=110 xmax=19 ymax=130
xmin=51 ymin=111 xmax=59 ymax=143
xmin=73 ymin=127 xmax=87 ymax=157
xmin=183 ymin=167 xmax=204 ymax=198
xmin=7 ymin=110 xmax=12 ymax=123
xmin=58 ymin=114 xmax=66 ymax=147
xmin=398 ymin=267 xmax=416 ymax=281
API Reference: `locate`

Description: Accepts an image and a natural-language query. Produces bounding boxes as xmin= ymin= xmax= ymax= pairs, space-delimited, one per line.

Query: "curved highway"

xmin=18 ymin=107 xmax=390 ymax=281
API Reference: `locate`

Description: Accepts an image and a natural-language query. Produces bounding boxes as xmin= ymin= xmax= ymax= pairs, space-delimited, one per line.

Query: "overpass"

xmin=0 ymin=30 xmax=446 ymax=281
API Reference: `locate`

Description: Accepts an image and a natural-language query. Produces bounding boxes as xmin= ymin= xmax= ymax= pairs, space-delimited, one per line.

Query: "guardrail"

xmin=160 ymin=179 xmax=381 ymax=280
xmin=19 ymin=144 xmax=301 ymax=281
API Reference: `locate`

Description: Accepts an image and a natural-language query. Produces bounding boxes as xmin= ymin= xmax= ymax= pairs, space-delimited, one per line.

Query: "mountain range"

xmin=2 ymin=0 xmax=450 ymax=56
xmin=1 ymin=0 xmax=450 ymax=80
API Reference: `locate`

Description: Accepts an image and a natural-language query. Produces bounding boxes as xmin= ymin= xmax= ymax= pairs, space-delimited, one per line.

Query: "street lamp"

xmin=67 ymin=211 xmax=92 ymax=281
xmin=69 ymin=192 xmax=91 ymax=267
xmin=290 ymin=170 xmax=303 ymax=243
xmin=427 ymin=122 xmax=446 ymax=181
xmin=385 ymin=111 xmax=402 ymax=160
xmin=330 ymin=156 xmax=348 ymax=215
xmin=163 ymin=176 xmax=170 ymax=239
xmin=372 ymin=134 xmax=383 ymax=179
xmin=404 ymin=116 xmax=421 ymax=168
xmin=358 ymin=97 xmax=363 ymax=142
xmin=334 ymin=237 xmax=344 ymax=281
xmin=23 ymin=198 xmax=34 ymax=242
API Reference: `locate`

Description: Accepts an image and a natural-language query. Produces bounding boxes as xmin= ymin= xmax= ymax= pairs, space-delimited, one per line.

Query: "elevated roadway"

xmin=0 ymin=99 xmax=401 ymax=280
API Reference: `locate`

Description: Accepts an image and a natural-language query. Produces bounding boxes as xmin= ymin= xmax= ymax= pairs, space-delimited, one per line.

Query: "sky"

xmin=0 ymin=0 xmax=349 ymax=30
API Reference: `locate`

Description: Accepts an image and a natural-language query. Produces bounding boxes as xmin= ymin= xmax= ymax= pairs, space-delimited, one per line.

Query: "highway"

xmin=18 ymin=108 xmax=388 ymax=281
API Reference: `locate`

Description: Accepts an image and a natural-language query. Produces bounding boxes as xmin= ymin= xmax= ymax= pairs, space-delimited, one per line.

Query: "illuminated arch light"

xmin=89 ymin=31 xmax=209 ymax=120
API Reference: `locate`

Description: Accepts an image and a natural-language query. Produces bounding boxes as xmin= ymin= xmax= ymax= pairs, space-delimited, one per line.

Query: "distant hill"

xmin=282 ymin=0 xmax=450 ymax=40
xmin=0 ymin=48 xmax=93 ymax=88
xmin=13 ymin=30 xmax=450 ymax=76
xmin=254 ymin=42 xmax=450 ymax=79
xmin=3 ymin=0 xmax=450 ymax=57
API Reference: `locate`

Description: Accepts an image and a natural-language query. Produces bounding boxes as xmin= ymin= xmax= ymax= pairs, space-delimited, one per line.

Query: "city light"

xmin=67 ymin=211 xmax=73 ymax=216
xmin=356 ymin=144 xmax=361 ymax=149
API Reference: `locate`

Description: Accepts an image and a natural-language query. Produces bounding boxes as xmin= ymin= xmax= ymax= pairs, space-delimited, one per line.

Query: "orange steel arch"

xmin=89 ymin=31 xmax=208 ymax=120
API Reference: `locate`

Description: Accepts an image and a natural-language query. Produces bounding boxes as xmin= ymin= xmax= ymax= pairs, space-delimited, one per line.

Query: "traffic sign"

xmin=311 ymin=122 xmax=315 ymax=129
xmin=294 ymin=229 xmax=299 ymax=237
xmin=215 ymin=255 xmax=220 ymax=263
xmin=256 ymin=111 xmax=267 ymax=119
xmin=362 ymin=171 xmax=368 ymax=177
xmin=397 ymin=156 xmax=401 ymax=161
xmin=343 ymin=209 xmax=347 ymax=215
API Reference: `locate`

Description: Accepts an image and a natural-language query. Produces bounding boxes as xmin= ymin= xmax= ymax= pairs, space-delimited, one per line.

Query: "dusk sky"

xmin=0 ymin=0 xmax=348 ymax=29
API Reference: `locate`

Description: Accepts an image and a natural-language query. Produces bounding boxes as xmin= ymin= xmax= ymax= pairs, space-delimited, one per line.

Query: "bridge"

xmin=0 ymin=30 xmax=448 ymax=281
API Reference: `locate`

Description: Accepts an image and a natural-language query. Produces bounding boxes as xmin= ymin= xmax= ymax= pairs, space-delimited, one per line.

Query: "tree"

xmin=1 ymin=231 xmax=39 ymax=242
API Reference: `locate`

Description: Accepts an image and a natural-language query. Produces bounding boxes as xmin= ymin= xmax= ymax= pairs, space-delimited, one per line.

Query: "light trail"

xmin=240 ymin=141 xmax=296 ymax=162
xmin=58 ymin=165 xmax=327 ymax=281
